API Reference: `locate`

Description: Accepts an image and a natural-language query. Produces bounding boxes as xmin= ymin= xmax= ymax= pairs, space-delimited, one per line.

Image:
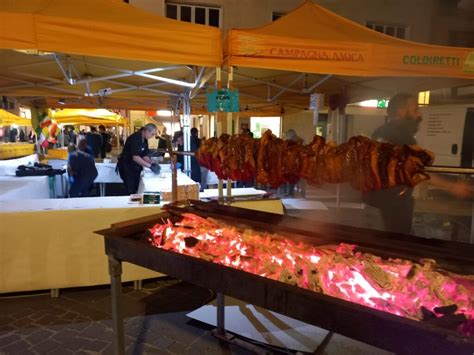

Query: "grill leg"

xmin=108 ymin=255 xmax=124 ymax=355
xmin=470 ymin=202 xmax=473 ymax=244
xmin=216 ymin=292 xmax=225 ymax=335
xmin=133 ymin=279 xmax=142 ymax=291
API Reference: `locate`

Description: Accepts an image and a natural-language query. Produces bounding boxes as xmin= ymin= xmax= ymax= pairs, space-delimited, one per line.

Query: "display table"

xmin=0 ymin=196 xmax=164 ymax=294
xmin=94 ymin=162 xmax=123 ymax=196
xmin=0 ymin=153 xmax=38 ymax=176
xmin=0 ymin=175 xmax=51 ymax=200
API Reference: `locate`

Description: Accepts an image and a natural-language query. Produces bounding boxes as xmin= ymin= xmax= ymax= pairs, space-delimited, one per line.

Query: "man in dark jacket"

xmin=86 ymin=126 xmax=102 ymax=159
xmin=98 ymin=125 xmax=111 ymax=159
xmin=117 ymin=123 xmax=158 ymax=194
xmin=68 ymin=139 xmax=98 ymax=197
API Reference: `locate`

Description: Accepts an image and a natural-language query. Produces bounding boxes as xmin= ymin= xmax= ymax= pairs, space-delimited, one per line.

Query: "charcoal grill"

xmin=96 ymin=200 xmax=474 ymax=355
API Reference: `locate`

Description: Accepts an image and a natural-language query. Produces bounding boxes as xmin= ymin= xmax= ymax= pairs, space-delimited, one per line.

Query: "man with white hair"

xmin=117 ymin=123 xmax=159 ymax=194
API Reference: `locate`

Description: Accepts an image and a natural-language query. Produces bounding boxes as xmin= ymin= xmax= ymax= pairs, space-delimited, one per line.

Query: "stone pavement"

xmin=0 ymin=278 xmax=390 ymax=355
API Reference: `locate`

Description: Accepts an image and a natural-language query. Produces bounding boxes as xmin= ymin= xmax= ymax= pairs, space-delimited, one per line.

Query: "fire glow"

xmin=149 ymin=213 xmax=474 ymax=336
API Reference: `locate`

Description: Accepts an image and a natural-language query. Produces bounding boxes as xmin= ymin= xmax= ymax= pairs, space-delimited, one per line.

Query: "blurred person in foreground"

xmin=117 ymin=123 xmax=160 ymax=194
xmin=67 ymin=139 xmax=98 ymax=198
xmin=364 ymin=93 xmax=473 ymax=234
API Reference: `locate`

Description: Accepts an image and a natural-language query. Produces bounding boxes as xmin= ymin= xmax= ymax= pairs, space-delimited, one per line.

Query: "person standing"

xmin=86 ymin=126 xmax=102 ymax=159
xmin=18 ymin=129 xmax=26 ymax=142
xmin=68 ymin=127 xmax=77 ymax=145
xmin=98 ymin=125 xmax=111 ymax=159
xmin=284 ymin=129 xmax=303 ymax=196
xmin=68 ymin=139 xmax=98 ymax=198
xmin=190 ymin=127 xmax=201 ymax=185
xmin=9 ymin=127 xmax=18 ymax=142
xmin=117 ymin=123 xmax=159 ymax=194
xmin=364 ymin=93 xmax=473 ymax=234
xmin=172 ymin=130 xmax=184 ymax=171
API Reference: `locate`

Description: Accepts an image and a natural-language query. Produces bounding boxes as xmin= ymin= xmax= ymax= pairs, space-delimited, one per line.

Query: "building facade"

xmin=129 ymin=0 xmax=474 ymax=46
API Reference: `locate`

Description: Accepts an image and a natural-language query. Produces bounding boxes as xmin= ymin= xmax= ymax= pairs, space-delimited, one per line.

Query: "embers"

xmin=148 ymin=213 xmax=474 ymax=336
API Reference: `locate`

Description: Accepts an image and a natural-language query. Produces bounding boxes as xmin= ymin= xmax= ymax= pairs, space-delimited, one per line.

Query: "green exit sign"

xmin=377 ymin=99 xmax=388 ymax=108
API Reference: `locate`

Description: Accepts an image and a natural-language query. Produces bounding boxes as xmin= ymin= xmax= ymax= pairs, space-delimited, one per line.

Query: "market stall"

xmin=221 ymin=0 xmax=474 ymax=121
xmin=226 ymin=1 xmax=474 ymax=78
xmin=49 ymin=109 xmax=127 ymax=126
xmin=0 ymin=0 xmax=223 ymax=294
xmin=0 ymin=109 xmax=34 ymax=159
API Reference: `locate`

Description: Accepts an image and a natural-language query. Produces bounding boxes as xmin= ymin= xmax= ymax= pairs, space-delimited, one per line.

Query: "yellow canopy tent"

xmin=226 ymin=1 xmax=474 ymax=78
xmin=0 ymin=0 xmax=221 ymax=67
xmin=0 ymin=109 xmax=31 ymax=126
xmin=49 ymin=109 xmax=127 ymax=126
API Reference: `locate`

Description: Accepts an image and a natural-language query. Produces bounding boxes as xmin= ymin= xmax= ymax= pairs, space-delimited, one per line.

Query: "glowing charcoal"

xmin=148 ymin=213 xmax=474 ymax=335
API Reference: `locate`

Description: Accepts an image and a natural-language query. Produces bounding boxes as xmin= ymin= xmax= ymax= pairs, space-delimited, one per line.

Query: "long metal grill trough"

xmin=96 ymin=200 xmax=474 ymax=355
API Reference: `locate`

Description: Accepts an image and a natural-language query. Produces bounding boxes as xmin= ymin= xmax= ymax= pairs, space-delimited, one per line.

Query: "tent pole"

xmin=216 ymin=67 xmax=224 ymax=202
xmin=226 ymin=67 xmax=234 ymax=201
xmin=182 ymin=95 xmax=191 ymax=176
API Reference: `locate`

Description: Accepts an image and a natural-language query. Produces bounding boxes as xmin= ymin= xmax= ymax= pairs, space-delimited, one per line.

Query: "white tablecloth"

xmin=0 ymin=154 xmax=39 ymax=176
xmin=0 ymin=175 xmax=50 ymax=200
xmin=0 ymin=196 xmax=163 ymax=212
xmin=94 ymin=162 xmax=123 ymax=184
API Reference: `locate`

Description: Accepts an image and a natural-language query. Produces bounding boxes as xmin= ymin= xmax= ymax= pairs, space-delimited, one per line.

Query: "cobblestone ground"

xmin=0 ymin=279 xmax=256 ymax=355
xmin=0 ymin=278 xmax=390 ymax=355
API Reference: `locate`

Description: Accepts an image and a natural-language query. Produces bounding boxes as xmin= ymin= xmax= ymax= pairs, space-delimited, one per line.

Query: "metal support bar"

xmin=190 ymin=68 xmax=216 ymax=99
xmin=74 ymin=64 xmax=186 ymax=85
xmin=86 ymin=76 xmax=180 ymax=96
xmin=172 ymin=155 xmax=178 ymax=203
xmin=9 ymin=71 xmax=66 ymax=85
xmin=108 ymin=255 xmax=124 ymax=355
xmin=194 ymin=66 xmax=206 ymax=88
xmin=230 ymin=72 xmax=303 ymax=94
xmin=52 ymin=54 xmax=73 ymax=84
xmin=0 ymin=75 xmax=82 ymax=95
xmin=270 ymin=73 xmax=304 ymax=101
xmin=304 ymin=74 xmax=332 ymax=93
xmin=216 ymin=292 xmax=225 ymax=335
xmin=137 ymin=73 xmax=196 ymax=88
xmin=424 ymin=166 xmax=474 ymax=175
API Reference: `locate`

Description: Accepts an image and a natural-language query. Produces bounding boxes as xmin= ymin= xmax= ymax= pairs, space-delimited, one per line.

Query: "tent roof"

xmin=50 ymin=108 xmax=127 ymax=125
xmin=0 ymin=0 xmax=222 ymax=67
xmin=0 ymin=109 xmax=31 ymax=126
xmin=226 ymin=0 xmax=474 ymax=78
